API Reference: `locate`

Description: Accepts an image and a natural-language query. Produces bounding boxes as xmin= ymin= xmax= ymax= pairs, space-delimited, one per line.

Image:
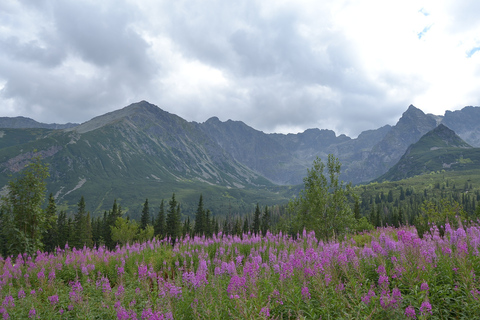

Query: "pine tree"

xmin=105 ymin=200 xmax=122 ymax=249
xmin=166 ymin=194 xmax=181 ymax=245
xmin=194 ymin=195 xmax=205 ymax=236
xmin=42 ymin=193 xmax=58 ymax=252
xmin=73 ymin=196 xmax=92 ymax=248
xmin=56 ymin=211 xmax=68 ymax=249
xmin=243 ymin=216 xmax=249 ymax=234
xmin=205 ymin=209 xmax=212 ymax=237
xmin=154 ymin=200 xmax=166 ymax=239
xmin=140 ymin=198 xmax=150 ymax=230
xmin=261 ymin=206 xmax=270 ymax=236
xmin=253 ymin=203 xmax=261 ymax=235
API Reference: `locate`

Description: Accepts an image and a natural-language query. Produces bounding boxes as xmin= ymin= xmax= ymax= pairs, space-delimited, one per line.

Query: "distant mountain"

xmin=2 ymin=101 xmax=480 ymax=216
xmin=0 ymin=101 xmax=287 ymax=216
xmin=441 ymin=106 xmax=480 ymax=147
xmin=0 ymin=116 xmax=78 ymax=130
xmin=376 ymin=124 xmax=479 ymax=182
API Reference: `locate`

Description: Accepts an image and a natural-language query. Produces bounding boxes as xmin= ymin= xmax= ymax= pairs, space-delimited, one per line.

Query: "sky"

xmin=0 ymin=0 xmax=479 ymax=137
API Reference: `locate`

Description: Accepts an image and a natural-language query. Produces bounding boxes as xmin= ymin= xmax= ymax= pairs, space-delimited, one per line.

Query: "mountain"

xmin=0 ymin=116 xmax=78 ymax=130
xmin=440 ymin=106 xmax=480 ymax=147
xmin=2 ymin=101 xmax=480 ymax=216
xmin=376 ymin=124 xmax=479 ymax=182
xmin=0 ymin=101 xmax=291 ymax=217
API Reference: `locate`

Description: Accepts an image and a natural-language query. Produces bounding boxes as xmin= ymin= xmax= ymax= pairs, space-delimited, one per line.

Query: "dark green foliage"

xmin=140 ymin=198 xmax=150 ymax=230
xmin=194 ymin=194 xmax=205 ymax=236
xmin=243 ymin=216 xmax=249 ymax=234
xmin=289 ymin=155 xmax=355 ymax=241
xmin=253 ymin=203 xmax=261 ymax=236
xmin=1 ymin=155 xmax=49 ymax=255
xmin=56 ymin=211 xmax=69 ymax=249
xmin=72 ymin=196 xmax=93 ymax=248
xmin=104 ymin=200 xmax=122 ymax=250
xmin=154 ymin=200 xmax=166 ymax=239
xmin=261 ymin=206 xmax=270 ymax=236
xmin=166 ymin=193 xmax=181 ymax=243
xmin=42 ymin=193 xmax=58 ymax=252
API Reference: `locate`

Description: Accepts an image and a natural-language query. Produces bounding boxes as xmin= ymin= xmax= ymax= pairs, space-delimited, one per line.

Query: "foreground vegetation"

xmin=1 ymin=223 xmax=480 ymax=319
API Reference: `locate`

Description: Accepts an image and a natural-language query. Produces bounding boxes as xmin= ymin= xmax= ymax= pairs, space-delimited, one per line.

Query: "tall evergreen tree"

xmin=140 ymin=198 xmax=150 ymax=230
xmin=154 ymin=200 xmax=166 ymax=239
xmin=56 ymin=211 xmax=68 ymax=248
xmin=105 ymin=199 xmax=122 ymax=249
xmin=261 ymin=206 xmax=270 ymax=236
xmin=243 ymin=216 xmax=249 ymax=234
xmin=205 ymin=209 xmax=212 ymax=237
xmin=194 ymin=194 xmax=205 ymax=236
xmin=73 ymin=196 xmax=92 ymax=248
xmin=166 ymin=194 xmax=180 ymax=245
xmin=253 ymin=203 xmax=261 ymax=235
xmin=42 ymin=193 xmax=58 ymax=252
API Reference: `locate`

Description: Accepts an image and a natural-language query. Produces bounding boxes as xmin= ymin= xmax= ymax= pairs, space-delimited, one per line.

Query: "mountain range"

xmin=1 ymin=101 xmax=480 ymax=217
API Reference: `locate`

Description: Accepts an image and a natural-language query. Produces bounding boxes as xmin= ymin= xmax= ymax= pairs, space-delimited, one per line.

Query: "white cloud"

xmin=0 ymin=0 xmax=479 ymax=136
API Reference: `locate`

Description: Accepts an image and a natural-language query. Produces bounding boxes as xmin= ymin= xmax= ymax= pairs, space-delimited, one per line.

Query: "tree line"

xmin=2 ymin=154 xmax=478 ymax=257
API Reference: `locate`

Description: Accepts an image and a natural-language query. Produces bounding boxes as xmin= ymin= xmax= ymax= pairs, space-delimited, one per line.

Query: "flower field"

xmin=1 ymin=224 xmax=480 ymax=319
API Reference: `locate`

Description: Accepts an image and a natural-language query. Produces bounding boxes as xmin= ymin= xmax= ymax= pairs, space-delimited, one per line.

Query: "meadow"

xmin=1 ymin=223 xmax=480 ymax=319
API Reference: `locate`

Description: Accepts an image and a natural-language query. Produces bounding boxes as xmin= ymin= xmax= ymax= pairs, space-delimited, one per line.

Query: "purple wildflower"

xmin=18 ymin=289 xmax=26 ymax=299
xmin=420 ymin=301 xmax=432 ymax=315
xmin=420 ymin=282 xmax=429 ymax=292
xmin=28 ymin=309 xmax=36 ymax=319
xmin=260 ymin=307 xmax=270 ymax=318
xmin=405 ymin=306 xmax=416 ymax=318
xmin=301 ymin=286 xmax=311 ymax=301
xmin=48 ymin=295 xmax=59 ymax=306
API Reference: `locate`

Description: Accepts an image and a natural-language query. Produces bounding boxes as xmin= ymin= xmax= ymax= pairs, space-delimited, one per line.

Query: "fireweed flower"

xmin=420 ymin=301 xmax=432 ymax=315
xmin=28 ymin=308 xmax=36 ymax=319
xmin=420 ymin=282 xmax=429 ymax=292
xmin=260 ymin=307 xmax=270 ymax=317
xmin=405 ymin=306 xmax=416 ymax=318
xmin=301 ymin=286 xmax=311 ymax=301
xmin=361 ymin=289 xmax=376 ymax=305
xmin=227 ymin=275 xmax=247 ymax=299
xmin=18 ymin=289 xmax=26 ymax=299
xmin=2 ymin=296 xmax=13 ymax=310
xmin=48 ymin=295 xmax=59 ymax=306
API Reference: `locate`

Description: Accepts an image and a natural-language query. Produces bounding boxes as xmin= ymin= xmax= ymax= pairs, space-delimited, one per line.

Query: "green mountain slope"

xmin=376 ymin=124 xmax=479 ymax=182
xmin=0 ymin=101 xmax=293 ymax=217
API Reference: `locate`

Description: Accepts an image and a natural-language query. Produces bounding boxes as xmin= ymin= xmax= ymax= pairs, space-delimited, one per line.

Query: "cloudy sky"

xmin=1 ymin=0 xmax=479 ymax=137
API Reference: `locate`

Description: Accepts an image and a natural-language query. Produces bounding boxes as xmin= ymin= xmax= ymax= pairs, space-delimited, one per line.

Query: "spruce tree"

xmin=73 ymin=196 xmax=92 ymax=248
xmin=261 ymin=206 xmax=270 ymax=236
xmin=194 ymin=195 xmax=205 ymax=236
xmin=243 ymin=216 xmax=249 ymax=234
xmin=205 ymin=209 xmax=212 ymax=237
xmin=43 ymin=193 xmax=58 ymax=252
xmin=166 ymin=194 xmax=180 ymax=245
xmin=56 ymin=211 xmax=68 ymax=248
xmin=105 ymin=200 xmax=122 ymax=249
xmin=154 ymin=200 xmax=166 ymax=239
xmin=140 ymin=198 xmax=150 ymax=230
xmin=253 ymin=203 xmax=261 ymax=235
